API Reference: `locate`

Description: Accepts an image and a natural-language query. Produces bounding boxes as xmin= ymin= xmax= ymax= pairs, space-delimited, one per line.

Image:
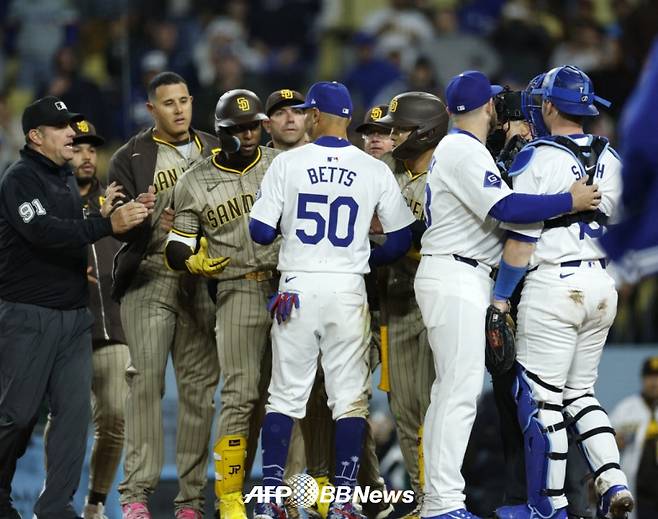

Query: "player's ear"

xmin=262 ymin=119 xmax=272 ymax=135
xmin=146 ymin=101 xmax=155 ymax=115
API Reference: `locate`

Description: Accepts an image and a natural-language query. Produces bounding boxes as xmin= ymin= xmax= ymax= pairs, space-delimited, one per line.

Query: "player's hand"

xmin=110 ymin=201 xmax=150 ymax=234
xmin=86 ymin=266 xmax=97 ymax=284
xmin=101 ymin=181 xmax=126 ymax=217
xmin=569 ymin=177 xmax=601 ymax=212
xmin=492 ymin=298 xmax=510 ymax=313
xmin=267 ymin=291 xmax=300 ymax=324
xmin=160 ymin=207 xmax=175 ymax=232
xmin=136 ymin=185 xmax=156 ymax=213
xmin=185 ymin=237 xmax=231 ymax=278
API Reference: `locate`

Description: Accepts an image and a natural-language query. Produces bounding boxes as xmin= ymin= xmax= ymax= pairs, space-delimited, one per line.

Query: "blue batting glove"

xmin=267 ymin=291 xmax=300 ymax=324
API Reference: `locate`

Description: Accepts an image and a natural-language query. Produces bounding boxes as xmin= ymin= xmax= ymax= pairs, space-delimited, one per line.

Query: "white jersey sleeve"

xmin=376 ymin=162 xmax=416 ymax=233
xmin=502 ymin=163 xmax=545 ymax=239
xmin=250 ymin=154 xmax=284 ymax=228
xmin=441 ymin=142 xmax=512 ymax=222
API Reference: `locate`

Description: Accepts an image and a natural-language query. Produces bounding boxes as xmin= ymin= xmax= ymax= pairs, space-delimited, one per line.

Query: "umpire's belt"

xmin=243 ymin=270 xmax=273 ymax=281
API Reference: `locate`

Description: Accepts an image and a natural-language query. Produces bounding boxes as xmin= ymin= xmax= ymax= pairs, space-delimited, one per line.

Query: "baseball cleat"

xmin=421 ymin=509 xmax=482 ymax=519
xmin=361 ymin=501 xmax=394 ymax=519
xmin=327 ymin=502 xmax=366 ymax=519
xmin=597 ymin=485 xmax=634 ymax=518
xmin=121 ymin=502 xmax=151 ymax=519
xmin=493 ymin=504 xmax=567 ymax=519
xmin=254 ymin=502 xmax=288 ymax=519
xmin=83 ymin=501 xmax=108 ymax=519
xmin=175 ymin=507 xmax=204 ymax=519
xmin=219 ymin=491 xmax=248 ymax=519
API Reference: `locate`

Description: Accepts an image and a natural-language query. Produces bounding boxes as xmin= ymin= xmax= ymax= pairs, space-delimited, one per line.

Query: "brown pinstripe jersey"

xmin=171 ymin=145 xmax=280 ymax=280
xmin=380 ymin=152 xmax=426 ymax=282
xmin=146 ymin=133 xmax=205 ymax=254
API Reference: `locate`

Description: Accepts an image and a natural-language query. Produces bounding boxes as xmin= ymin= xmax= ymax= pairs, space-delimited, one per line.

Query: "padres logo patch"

xmin=280 ymin=89 xmax=294 ymax=99
xmin=370 ymin=107 xmax=382 ymax=120
xmin=237 ymin=97 xmax=250 ymax=111
xmin=390 ymin=98 xmax=398 ymax=112
xmin=77 ymin=120 xmax=90 ymax=133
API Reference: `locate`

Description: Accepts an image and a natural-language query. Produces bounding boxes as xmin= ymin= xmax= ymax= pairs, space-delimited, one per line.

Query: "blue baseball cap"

xmin=445 ymin=70 xmax=503 ymax=114
xmin=293 ymin=81 xmax=353 ymax=118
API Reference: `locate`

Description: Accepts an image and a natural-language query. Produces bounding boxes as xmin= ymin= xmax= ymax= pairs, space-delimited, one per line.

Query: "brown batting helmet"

xmin=214 ymin=89 xmax=268 ymax=131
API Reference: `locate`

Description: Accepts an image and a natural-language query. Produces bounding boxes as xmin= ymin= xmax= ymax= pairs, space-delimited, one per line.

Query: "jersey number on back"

xmin=296 ymin=193 xmax=358 ymax=247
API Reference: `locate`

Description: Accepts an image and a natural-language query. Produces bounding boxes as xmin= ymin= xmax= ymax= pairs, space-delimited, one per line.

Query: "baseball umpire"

xmin=108 ymin=72 xmax=220 ymax=519
xmin=0 ymin=96 xmax=148 ymax=519
xmin=165 ymin=88 xmax=279 ymax=519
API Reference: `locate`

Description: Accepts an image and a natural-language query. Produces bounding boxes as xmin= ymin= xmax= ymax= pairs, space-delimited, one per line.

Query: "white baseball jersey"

xmin=503 ymin=135 xmax=622 ymax=267
xmin=421 ymin=130 xmax=512 ymax=266
xmin=250 ymin=138 xmax=415 ymax=274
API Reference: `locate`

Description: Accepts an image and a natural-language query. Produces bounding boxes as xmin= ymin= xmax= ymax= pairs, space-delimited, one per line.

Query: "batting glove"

xmin=267 ymin=291 xmax=300 ymax=324
xmin=185 ymin=237 xmax=230 ymax=278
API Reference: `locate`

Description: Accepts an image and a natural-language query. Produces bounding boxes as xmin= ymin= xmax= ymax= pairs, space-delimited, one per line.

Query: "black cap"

xmin=22 ymin=96 xmax=84 ymax=135
xmin=265 ymin=89 xmax=305 ymax=116
xmin=72 ymin=120 xmax=105 ymax=147
xmin=642 ymin=356 xmax=658 ymax=377
xmin=355 ymin=105 xmax=390 ymax=133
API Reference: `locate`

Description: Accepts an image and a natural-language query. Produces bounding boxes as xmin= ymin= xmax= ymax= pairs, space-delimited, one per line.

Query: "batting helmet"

xmin=214 ymin=89 xmax=268 ymax=132
xmin=375 ymin=92 xmax=449 ymax=160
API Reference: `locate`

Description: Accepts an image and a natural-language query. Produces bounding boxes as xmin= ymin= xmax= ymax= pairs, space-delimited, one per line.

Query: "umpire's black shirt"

xmin=0 ymin=146 xmax=113 ymax=309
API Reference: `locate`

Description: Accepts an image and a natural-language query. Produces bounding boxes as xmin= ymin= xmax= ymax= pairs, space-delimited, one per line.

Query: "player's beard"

xmin=75 ymin=164 xmax=96 ymax=187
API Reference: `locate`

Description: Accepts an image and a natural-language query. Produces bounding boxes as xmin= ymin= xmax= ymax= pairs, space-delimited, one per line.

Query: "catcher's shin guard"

xmin=562 ymin=393 xmax=627 ymax=497
xmin=513 ymin=364 xmax=568 ymax=517
xmin=215 ymin=435 xmax=248 ymax=518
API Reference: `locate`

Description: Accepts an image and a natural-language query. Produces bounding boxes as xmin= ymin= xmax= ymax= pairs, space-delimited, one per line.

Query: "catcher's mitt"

xmin=485 ymin=304 xmax=516 ymax=376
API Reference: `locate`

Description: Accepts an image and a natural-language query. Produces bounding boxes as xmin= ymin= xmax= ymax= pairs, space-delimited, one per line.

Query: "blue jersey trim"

xmin=508 ymin=147 xmax=535 ymax=178
xmin=449 ymin=127 xmax=480 ymax=142
xmin=507 ymin=230 xmax=538 ymax=243
xmin=314 ymin=136 xmax=352 ymax=148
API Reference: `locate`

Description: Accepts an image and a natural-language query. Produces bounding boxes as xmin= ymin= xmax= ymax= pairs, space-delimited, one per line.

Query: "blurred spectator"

xmin=7 ymin=0 xmax=78 ymax=92
xmin=193 ymin=17 xmax=263 ymax=88
xmin=247 ymin=0 xmax=321 ymax=90
xmin=490 ymin=0 xmax=555 ymax=84
xmin=0 ymin=93 xmax=23 ymax=173
xmin=422 ymin=6 xmax=501 ymax=87
xmin=610 ymin=356 xmax=658 ymax=519
xmin=361 ymin=0 xmax=434 ymax=72
xmin=549 ymin=19 xmax=611 ymax=72
xmin=43 ymin=46 xmax=110 ymax=139
xmin=128 ymin=50 xmax=168 ymax=133
xmin=192 ymin=48 xmax=266 ymax=134
xmin=343 ymin=32 xmax=403 ymax=112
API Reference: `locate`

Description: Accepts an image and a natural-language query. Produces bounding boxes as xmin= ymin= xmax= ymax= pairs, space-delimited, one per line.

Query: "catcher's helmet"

xmin=521 ymin=73 xmax=549 ymax=138
xmin=214 ymin=89 xmax=268 ymax=132
xmin=376 ymin=92 xmax=449 ymax=160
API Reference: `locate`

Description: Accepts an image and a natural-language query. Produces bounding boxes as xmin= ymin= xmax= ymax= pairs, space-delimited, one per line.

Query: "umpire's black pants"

xmin=0 ymin=299 xmax=93 ymax=519
xmin=492 ymin=368 xmax=595 ymax=519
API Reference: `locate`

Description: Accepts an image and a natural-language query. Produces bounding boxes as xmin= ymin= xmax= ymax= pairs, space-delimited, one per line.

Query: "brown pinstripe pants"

xmin=213 ymin=277 xmax=274 ymax=477
xmin=88 ymin=343 xmax=131 ymax=496
xmin=118 ymin=255 xmax=219 ymax=510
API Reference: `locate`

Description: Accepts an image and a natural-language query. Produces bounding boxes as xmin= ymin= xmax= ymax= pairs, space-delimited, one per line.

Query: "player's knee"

xmin=331 ymin=400 xmax=368 ymax=421
xmin=266 ymin=399 xmax=306 ymax=421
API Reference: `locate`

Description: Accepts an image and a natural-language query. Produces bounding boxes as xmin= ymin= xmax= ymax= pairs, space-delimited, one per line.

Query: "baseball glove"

xmin=485 ymin=304 xmax=516 ymax=376
xmin=185 ymin=237 xmax=230 ymax=278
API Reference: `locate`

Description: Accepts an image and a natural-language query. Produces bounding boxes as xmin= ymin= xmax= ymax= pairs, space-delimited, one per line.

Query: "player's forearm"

xmin=164 ymin=240 xmax=193 ymax=271
xmin=369 ymin=226 xmax=412 ymax=267
xmin=492 ymin=236 xmax=535 ymax=303
xmin=489 ymin=192 xmax=572 ymax=223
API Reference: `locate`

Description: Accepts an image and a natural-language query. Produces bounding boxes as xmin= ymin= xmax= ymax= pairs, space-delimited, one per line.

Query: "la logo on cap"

xmin=54 ymin=101 xmax=68 ymax=111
